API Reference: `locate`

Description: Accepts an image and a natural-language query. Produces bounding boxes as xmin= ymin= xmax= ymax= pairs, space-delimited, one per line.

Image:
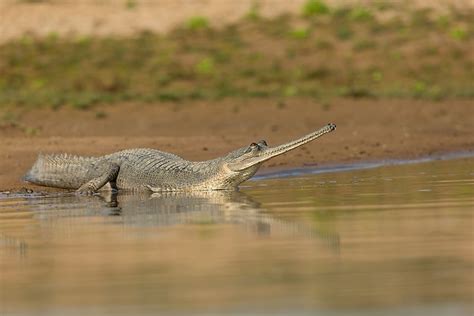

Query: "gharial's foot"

xmin=76 ymin=184 xmax=98 ymax=195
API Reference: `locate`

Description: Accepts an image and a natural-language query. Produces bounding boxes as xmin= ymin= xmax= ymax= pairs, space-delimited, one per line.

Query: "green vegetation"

xmin=335 ymin=25 xmax=353 ymax=40
xmin=289 ymin=27 xmax=310 ymax=40
xmin=450 ymin=26 xmax=469 ymax=40
xmin=246 ymin=1 xmax=261 ymax=21
xmin=0 ymin=3 xmax=473 ymax=109
xmin=125 ymin=0 xmax=138 ymax=10
xmin=185 ymin=16 xmax=209 ymax=31
xmin=302 ymin=0 xmax=330 ymax=17
xmin=195 ymin=57 xmax=215 ymax=76
xmin=349 ymin=7 xmax=374 ymax=22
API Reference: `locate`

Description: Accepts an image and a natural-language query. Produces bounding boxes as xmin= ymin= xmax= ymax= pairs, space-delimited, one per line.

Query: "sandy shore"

xmin=1 ymin=98 xmax=473 ymax=191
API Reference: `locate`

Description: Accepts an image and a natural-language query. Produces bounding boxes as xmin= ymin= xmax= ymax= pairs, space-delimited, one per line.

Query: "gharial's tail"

xmin=24 ymin=153 xmax=98 ymax=189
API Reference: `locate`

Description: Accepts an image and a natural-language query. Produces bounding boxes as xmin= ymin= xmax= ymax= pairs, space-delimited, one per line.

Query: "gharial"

xmin=24 ymin=123 xmax=336 ymax=193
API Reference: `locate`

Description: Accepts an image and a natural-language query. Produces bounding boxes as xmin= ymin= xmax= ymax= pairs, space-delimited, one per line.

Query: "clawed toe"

xmin=76 ymin=185 xmax=98 ymax=195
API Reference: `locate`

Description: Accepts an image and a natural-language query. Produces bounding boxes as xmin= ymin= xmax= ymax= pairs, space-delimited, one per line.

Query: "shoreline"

xmin=1 ymin=99 xmax=473 ymax=192
xmin=1 ymin=149 xmax=473 ymax=195
xmin=254 ymin=150 xmax=474 ymax=180
xmin=1 ymin=148 xmax=473 ymax=194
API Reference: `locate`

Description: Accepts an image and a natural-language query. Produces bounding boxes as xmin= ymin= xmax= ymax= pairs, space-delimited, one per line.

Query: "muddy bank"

xmin=1 ymin=98 xmax=473 ymax=191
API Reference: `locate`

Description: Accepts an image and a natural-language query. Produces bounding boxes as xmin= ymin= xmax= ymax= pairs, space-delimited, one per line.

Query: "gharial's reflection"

xmin=26 ymin=190 xmax=339 ymax=249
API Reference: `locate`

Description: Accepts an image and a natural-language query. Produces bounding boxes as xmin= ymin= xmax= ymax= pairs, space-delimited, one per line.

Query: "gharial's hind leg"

xmin=77 ymin=163 xmax=120 ymax=195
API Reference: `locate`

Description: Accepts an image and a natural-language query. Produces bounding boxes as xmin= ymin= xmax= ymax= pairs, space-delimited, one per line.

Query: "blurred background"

xmin=1 ymin=1 xmax=474 ymax=316
xmin=1 ymin=0 xmax=473 ymax=108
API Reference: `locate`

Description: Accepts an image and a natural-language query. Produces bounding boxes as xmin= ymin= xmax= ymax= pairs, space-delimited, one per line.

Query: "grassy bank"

xmin=0 ymin=1 xmax=473 ymax=109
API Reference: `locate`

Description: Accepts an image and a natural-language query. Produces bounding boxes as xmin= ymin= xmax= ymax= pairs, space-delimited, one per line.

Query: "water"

xmin=1 ymin=158 xmax=473 ymax=316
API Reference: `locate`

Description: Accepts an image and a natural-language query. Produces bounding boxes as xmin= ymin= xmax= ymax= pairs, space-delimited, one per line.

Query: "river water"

xmin=1 ymin=157 xmax=473 ymax=315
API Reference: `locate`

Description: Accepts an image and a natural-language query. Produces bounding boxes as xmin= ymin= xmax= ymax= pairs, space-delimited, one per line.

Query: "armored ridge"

xmin=25 ymin=123 xmax=336 ymax=193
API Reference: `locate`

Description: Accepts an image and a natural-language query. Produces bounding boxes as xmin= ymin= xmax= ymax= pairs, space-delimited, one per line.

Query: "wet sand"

xmin=1 ymin=98 xmax=473 ymax=192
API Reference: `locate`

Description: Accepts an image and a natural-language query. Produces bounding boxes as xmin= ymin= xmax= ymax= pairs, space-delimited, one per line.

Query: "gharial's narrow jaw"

xmin=227 ymin=123 xmax=336 ymax=172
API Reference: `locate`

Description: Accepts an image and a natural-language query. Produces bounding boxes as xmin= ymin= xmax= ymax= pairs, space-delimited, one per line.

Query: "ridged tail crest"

xmin=24 ymin=153 xmax=98 ymax=189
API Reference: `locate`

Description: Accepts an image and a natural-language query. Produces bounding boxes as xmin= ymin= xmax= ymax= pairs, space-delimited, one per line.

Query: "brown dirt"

xmin=1 ymin=98 xmax=473 ymax=192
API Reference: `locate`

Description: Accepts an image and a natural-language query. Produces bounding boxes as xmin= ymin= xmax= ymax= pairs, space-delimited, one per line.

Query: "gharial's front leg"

xmin=77 ymin=162 xmax=120 ymax=194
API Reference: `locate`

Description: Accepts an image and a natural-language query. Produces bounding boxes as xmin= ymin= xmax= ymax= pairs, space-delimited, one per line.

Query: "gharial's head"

xmin=220 ymin=123 xmax=336 ymax=186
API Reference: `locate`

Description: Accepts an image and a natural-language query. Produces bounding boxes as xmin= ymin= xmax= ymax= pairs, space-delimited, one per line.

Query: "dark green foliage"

xmin=335 ymin=25 xmax=353 ymax=40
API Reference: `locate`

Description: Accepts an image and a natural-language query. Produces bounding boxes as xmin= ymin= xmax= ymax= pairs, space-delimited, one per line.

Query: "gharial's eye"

xmin=245 ymin=142 xmax=259 ymax=153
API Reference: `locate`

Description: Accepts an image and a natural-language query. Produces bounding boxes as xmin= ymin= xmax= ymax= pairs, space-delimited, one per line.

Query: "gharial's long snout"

xmin=228 ymin=123 xmax=336 ymax=171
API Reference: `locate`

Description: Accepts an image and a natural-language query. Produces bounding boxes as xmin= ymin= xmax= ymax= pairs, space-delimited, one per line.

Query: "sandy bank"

xmin=1 ymin=98 xmax=473 ymax=191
